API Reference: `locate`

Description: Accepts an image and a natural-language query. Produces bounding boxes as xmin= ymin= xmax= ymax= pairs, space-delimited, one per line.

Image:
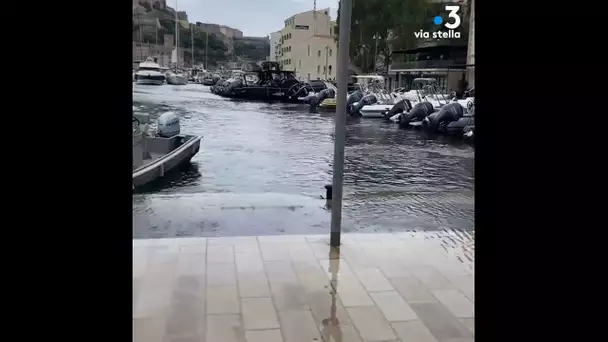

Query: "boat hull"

xmin=136 ymin=76 xmax=165 ymax=85
xmin=136 ymin=72 xmax=165 ymax=85
xmin=359 ymin=104 xmax=394 ymax=118
xmin=133 ymin=134 xmax=201 ymax=188
xmin=166 ymin=74 xmax=188 ymax=85
xmin=216 ymin=87 xmax=305 ymax=103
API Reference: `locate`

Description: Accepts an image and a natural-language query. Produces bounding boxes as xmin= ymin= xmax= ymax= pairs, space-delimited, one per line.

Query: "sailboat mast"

xmin=191 ymin=24 xmax=194 ymax=68
xmin=137 ymin=12 xmax=143 ymax=61
xmin=205 ymin=31 xmax=208 ymax=70
xmin=175 ymin=0 xmax=179 ymax=70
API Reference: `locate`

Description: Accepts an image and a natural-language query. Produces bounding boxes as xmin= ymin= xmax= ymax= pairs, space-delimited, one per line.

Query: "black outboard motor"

xmin=220 ymin=79 xmax=243 ymax=96
xmin=294 ymin=86 xmax=310 ymax=98
xmin=305 ymin=88 xmax=335 ymax=107
xmin=348 ymin=94 xmax=377 ymax=117
xmin=422 ymin=102 xmax=464 ymax=133
xmin=398 ymin=101 xmax=434 ymax=128
xmin=344 ymin=91 xmax=363 ymax=115
xmin=445 ymin=116 xmax=474 ymax=135
xmin=347 ymin=91 xmax=363 ymax=105
xmin=384 ymin=99 xmax=413 ymax=120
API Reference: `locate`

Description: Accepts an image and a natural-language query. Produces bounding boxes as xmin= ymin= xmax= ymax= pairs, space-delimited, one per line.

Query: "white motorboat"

xmin=166 ymin=69 xmax=188 ymax=85
xmin=136 ymin=57 xmax=165 ymax=85
xmin=351 ymin=75 xmax=400 ymax=118
xmin=132 ymin=112 xmax=201 ymax=188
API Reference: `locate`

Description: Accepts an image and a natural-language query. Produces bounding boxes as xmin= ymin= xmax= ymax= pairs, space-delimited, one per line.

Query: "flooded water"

xmin=133 ymin=83 xmax=474 ymax=239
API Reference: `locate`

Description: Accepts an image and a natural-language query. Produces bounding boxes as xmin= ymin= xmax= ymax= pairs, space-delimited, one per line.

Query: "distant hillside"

xmin=133 ymin=6 xmax=268 ymax=67
xmin=233 ymin=38 xmax=270 ymax=62
xmin=133 ymin=7 xmax=228 ymax=66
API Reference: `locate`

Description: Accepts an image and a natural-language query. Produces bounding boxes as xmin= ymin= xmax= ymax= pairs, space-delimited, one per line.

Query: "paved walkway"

xmin=133 ymin=232 xmax=474 ymax=342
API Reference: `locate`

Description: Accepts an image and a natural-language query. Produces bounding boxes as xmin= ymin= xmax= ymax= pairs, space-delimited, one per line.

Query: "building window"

xmin=307 ymin=45 xmax=310 ymax=56
xmin=318 ymin=50 xmax=321 ymax=57
xmin=289 ymin=46 xmax=291 ymax=52
xmin=307 ymin=73 xmax=310 ymax=81
xmin=323 ymin=66 xmax=327 ymax=75
xmin=317 ymin=65 xmax=320 ymax=74
xmin=299 ymin=60 xmax=301 ymax=68
xmin=288 ymin=33 xmax=291 ymax=39
xmin=329 ymin=49 xmax=332 ymax=57
xmin=330 ymin=28 xmax=332 ymax=35
xmin=328 ymin=65 xmax=332 ymax=75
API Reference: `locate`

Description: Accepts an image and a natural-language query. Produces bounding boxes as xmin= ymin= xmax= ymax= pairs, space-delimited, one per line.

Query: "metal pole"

xmin=330 ymin=0 xmax=352 ymax=247
xmin=191 ymin=24 xmax=194 ymax=68
xmin=205 ymin=31 xmax=209 ymax=70
xmin=325 ymin=46 xmax=329 ymax=79
xmin=175 ymin=0 xmax=179 ymax=69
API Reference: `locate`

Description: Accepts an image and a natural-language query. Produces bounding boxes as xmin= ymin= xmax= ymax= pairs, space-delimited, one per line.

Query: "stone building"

xmin=277 ymin=8 xmax=337 ymax=80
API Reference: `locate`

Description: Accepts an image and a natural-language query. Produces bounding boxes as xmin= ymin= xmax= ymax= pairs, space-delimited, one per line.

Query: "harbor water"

xmin=133 ymin=84 xmax=474 ymax=239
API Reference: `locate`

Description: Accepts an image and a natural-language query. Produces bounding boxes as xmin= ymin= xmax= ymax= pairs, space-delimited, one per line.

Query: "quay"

xmin=133 ymin=232 xmax=474 ymax=342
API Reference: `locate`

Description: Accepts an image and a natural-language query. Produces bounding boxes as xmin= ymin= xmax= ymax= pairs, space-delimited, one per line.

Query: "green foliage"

xmin=233 ymin=39 xmax=270 ymax=62
xmin=336 ymin=0 xmax=469 ymax=73
xmin=180 ymin=28 xmax=229 ymax=65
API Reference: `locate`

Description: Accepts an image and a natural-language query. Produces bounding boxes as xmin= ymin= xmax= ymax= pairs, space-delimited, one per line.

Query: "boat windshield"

xmin=140 ymin=66 xmax=160 ymax=71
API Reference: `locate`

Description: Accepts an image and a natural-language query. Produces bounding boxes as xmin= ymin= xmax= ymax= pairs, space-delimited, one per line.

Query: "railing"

xmin=389 ymin=59 xmax=467 ymax=71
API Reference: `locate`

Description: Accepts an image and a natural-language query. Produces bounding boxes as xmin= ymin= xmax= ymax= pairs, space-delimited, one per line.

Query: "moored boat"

xmin=213 ymin=61 xmax=308 ymax=103
xmin=133 ymin=112 xmax=201 ymax=188
xmin=166 ymin=70 xmax=188 ymax=85
xmin=136 ymin=57 xmax=165 ymax=85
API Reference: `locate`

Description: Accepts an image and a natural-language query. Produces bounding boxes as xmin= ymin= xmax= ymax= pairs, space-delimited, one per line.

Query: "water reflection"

xmin=322 ymin=246 xmax=343 ymax=342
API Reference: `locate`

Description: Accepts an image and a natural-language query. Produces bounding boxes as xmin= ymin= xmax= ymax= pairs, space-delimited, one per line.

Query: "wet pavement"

xmin=133 ymin=232 xmax=474 ymax=342
xmin=133 ymin=83 xmax=474 ymax=239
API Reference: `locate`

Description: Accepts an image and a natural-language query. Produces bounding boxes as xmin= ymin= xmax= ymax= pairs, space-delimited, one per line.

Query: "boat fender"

xmin=157 ymin=113 xmax=181 ymax=138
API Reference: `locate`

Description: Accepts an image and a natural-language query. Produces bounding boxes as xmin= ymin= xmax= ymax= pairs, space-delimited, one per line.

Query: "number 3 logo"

xmin=444 ymin=5 xmax=461 ymax=30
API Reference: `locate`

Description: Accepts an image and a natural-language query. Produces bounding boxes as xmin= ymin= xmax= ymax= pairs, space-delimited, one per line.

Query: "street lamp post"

xmin=330 ymin=0 xmax=352 ymax=247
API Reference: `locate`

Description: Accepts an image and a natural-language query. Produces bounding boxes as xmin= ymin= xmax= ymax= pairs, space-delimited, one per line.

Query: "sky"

xmin=173 ymin=0 xmax=339 ymax=37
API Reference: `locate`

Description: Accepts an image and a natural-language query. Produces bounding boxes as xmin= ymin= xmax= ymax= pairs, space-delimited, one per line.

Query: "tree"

xmin=233 ymin=39 xmax=270 ymax=62
xmin=336 ymin=0 xmax=467 ymax=73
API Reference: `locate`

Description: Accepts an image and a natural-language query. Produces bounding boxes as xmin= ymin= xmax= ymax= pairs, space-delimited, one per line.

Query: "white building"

xmin=277 ymin=8 xmax=337 ymax=81
xmin=269 ymin=31 xmax=282 ymax=62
